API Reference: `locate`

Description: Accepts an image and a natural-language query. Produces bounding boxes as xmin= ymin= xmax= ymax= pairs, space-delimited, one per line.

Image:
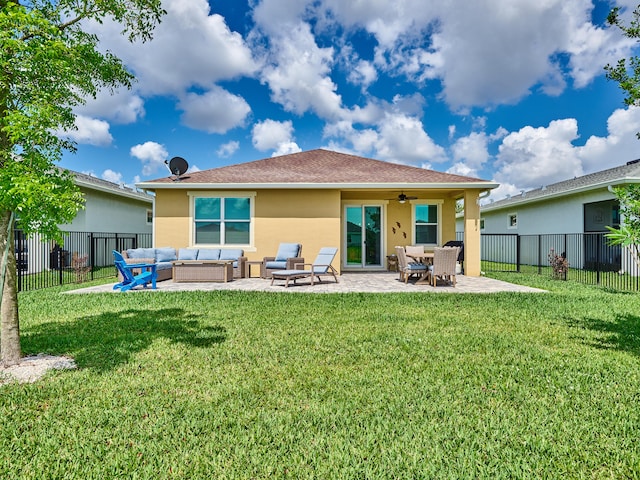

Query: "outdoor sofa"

xmin=121 ymin=247 xmax=247 ymax=281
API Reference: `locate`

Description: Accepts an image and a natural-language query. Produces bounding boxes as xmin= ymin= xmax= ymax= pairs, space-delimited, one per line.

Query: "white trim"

xmin=188 ymin=192 xmax=256 ymax=247
xmin=342 ymin=202 xmax=386 ymax=270
xmin=410 ymin=200 xmax=443 ymax=247
xmin=75 ymin=178 xmax=154 ymax=203
xmin=140 ymin=181 xmax=499 ymax=190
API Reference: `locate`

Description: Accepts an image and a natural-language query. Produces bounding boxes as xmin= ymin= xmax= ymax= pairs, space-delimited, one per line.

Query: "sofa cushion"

xmin=265 ymin=260 xmax=287 ymax=269
xmin=155 ymin=247 xmax=177 ymax=263
xmin=127 ymin=248 xmax=155 ymax=260
xmin=219 ymin=249 xmax=243 ymax=261
xmin=275 ymin=243 xmax=300 ymax=261
xmin=178 ymin=248 xmax=199 ymax=261
xmin=156 ymin=262 xmax=173 ymax=271
xmin=197 ymin=249 xmax=221 ymax=260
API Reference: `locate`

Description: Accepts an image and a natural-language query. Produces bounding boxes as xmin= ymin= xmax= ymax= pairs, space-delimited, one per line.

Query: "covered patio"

xmin=69 ymin=272 xmax=545 ymax=294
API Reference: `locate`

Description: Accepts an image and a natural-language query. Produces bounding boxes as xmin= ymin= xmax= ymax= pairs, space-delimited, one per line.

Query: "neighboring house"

xmin=137 ymin=149 xmax=497 ymax=276
xmin=18 ymin=170 xmax=154 ymax=273
xmin=464 ymin=159 xmax=640 ymax=273
xmin=59 ymin=170 xmax=154 ymax=234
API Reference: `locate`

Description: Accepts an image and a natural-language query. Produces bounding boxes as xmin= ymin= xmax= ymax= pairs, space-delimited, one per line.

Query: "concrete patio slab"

xmin=67 ymin=272 xmax=545 ymax=294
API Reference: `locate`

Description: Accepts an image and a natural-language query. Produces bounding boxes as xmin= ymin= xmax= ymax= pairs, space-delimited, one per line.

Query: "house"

xmin=59 ymin=170 xmax=154 ymax=234
xmin=469 ymin=159 xmax=640 ymax=273
xmin=137 ymin=149 xmax=498 ymax=276
xmin=17 ymin=170 xmax=154 ymax=273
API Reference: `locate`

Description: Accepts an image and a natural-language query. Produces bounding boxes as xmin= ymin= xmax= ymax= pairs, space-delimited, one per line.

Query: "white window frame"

xmin=146 ymin=209 xmax=153 ymax=225
xmin=188 ymin=191 xmax=256 ymax=247
xmin=411 ymin=200 xmax=443 ymax=246
xmin=507 ymin=212 xmax=518 ymax=229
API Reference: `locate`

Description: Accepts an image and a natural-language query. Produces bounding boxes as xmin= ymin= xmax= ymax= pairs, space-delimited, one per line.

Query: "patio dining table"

xmin=407 ymin=252 xmax=434 ymax=285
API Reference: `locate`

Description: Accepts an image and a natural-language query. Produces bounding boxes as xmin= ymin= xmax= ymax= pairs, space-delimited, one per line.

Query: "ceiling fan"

xmin=387 ymin=192 xmax=418 ymax=203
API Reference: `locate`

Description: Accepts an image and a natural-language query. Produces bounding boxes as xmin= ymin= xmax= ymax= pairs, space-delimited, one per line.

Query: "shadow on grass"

xmin=21 ymin=308 xmax=226 ymax=372
xmin=568 ymin=313 xmax=640 ymax=357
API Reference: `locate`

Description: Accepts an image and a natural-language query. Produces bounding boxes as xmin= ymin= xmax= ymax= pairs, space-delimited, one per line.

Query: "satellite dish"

xmin=165 ymin=156 xmax=188 ymax=180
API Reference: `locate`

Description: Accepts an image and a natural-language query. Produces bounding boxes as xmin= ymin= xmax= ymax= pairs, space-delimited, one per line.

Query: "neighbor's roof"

xmin=482 ymin=160 xmax=640 ymax=212
xmin=137 ymin=149 xmax=497 ymax=191
xmin=72 ymin=170 xmax=154 ymax=203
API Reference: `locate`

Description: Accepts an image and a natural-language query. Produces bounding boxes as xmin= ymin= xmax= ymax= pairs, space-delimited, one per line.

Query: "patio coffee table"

xmin=172 ymin=260 xmax=234 ymax=283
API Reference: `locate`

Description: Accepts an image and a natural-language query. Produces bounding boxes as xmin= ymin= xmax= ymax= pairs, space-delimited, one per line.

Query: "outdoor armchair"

xmin=261 ymin=243 xmax=303 ymax=278
xmin=113 ymin=250 xmax=157 ymax=291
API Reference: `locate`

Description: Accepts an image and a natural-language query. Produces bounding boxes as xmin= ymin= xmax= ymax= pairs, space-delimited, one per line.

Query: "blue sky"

xmin=59 ymin=0 xmax=640 ymax=200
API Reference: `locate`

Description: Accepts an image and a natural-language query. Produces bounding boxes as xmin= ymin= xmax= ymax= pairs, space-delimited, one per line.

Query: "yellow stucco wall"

xmin=154 ymin=189 xmax=342 ymax=271
xmin=152 ymin=188 xmax=482 ymax=277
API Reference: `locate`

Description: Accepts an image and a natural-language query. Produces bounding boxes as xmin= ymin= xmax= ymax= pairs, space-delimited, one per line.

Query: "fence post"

xmin=596 ymin=234 xmax=601 ymax=285
xmin=516 ymin=235 xmax=521 ymax=273
xmin=538 ymin=235 xmax=542 ymax=275
xmin=89 ymin=233 xmax=95 ymax=281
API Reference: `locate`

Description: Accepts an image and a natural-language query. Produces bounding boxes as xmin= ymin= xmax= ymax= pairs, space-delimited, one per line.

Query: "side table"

xmin=246 ymin=260 xmax=263 ymax=278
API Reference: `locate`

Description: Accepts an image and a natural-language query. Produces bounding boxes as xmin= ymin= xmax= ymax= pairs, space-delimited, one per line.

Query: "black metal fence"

xmin=457 ymin=232 xmax=640 ymax=291
xmin=14 ymin=230 xmax=152 ymax=292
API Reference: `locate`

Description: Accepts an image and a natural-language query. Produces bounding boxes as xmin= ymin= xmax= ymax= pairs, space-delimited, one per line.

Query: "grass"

xmin=1 ymin=277 xmax=640 ymax=478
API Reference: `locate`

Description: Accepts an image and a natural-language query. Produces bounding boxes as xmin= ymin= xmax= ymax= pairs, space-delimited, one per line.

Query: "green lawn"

xmin=2 ymin=276 xmax=640 ymax=478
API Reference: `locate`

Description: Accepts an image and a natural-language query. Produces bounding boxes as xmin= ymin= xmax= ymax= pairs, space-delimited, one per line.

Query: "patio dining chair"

xmin=113 ymin=250 xmax=157 ymax=292
xmin=428 ymin=246 xmax=460 ymax=287
xmin=395 ymin=246 xmax=427 ymax=284
xmin=270 ymin=247 xmax=338 ymax=287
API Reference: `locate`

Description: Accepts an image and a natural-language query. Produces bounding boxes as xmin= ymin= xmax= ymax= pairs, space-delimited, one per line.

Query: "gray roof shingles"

xmin=143 ymin=149 xmax=492 ymax=185
xmin=484 ymin=160 xmax=640 ymax=210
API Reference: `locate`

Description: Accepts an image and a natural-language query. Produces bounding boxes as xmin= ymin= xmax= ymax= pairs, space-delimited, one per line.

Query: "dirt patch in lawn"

xmin=0 ymin=354 xmax=76 ymax=386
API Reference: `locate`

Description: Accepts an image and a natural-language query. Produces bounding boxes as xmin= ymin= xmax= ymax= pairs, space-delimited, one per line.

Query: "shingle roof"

xmin=71 ymin=170 xmax=153 ymax=203
xmin=483 ymin=160 xmax=640 ymax=211
xmin=139 ymin=149 xmax=495 ymax=188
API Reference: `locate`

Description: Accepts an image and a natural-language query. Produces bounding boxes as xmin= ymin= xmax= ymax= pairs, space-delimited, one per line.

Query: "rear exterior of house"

xmin=138 ymin=150 xmax=497 ymax=276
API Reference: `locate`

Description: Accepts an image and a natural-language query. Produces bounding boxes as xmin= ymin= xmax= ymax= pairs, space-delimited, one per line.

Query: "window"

xmin=192 ymin=195 xmax=252 ymax=245
xmin=508 ymin=213 xmax=517 ymax=229
xmin=146 ymin=209 xmax=153 ymax=225
xmin=480 ymin=218 xmax=485 ymax=230
xmin=414 ymin=203 xmax=439 ymax=245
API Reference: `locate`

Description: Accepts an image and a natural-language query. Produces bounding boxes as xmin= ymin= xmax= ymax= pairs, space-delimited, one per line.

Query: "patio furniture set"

xmin=395 ymin=243 xmax=463 ymax=287
xmin=113 ymin=243 xmax=339 ymax=291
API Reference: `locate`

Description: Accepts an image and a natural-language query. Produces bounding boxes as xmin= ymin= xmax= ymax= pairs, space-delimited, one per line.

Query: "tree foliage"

xmin=0 ymin=0 xmax=164 ymax=365
xmin=606 ymin=6 xmax=640 ymax=132
xmin=605 ymin=185 xmax=640 ymax=270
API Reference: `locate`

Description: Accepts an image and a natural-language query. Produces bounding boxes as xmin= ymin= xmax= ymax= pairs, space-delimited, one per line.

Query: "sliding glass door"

xmin=345 ymin=205 xmax=382 ymax=268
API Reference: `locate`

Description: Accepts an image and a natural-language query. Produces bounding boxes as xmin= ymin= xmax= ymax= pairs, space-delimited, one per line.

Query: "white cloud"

xmin=77 ymin=88 xmax=145 ymax=125
xmin=217 ymin=141 xmax=240 ymax=158
xmin=579 ymin=106 xmax=640 ymax=172
xmin=130 ymin=141 xmax=169 ymax=176
xmin=252 ymin=119 xmax=294 ymax=151
xmin=272 ymin=142 xmax=303 ymax=156
xmin=62 ymin=115 xmax=113 ymax=146
xmin=374 ymin=113 xmax=447 ymax=164
xmin=101 ymin=169 xmax=124 ymax=184
xmin=178 ymin=87 xmax=251 ymax=134
xmin=88 ymin=0 xmax=256 ymax=96
xmin=259 ymin=22 xmax=344 ymax=120
xmin=494 ymin=118 xmax=582 ymax=191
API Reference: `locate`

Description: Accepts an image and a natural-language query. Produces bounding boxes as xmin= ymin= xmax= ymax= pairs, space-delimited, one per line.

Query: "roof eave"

xmin=481 ymin=177 xmax=640 ymax=212
xmin=136 ymin=181 xmax=500 ymax=191
xmin=75 ymin=178 xmax=154 ymax=203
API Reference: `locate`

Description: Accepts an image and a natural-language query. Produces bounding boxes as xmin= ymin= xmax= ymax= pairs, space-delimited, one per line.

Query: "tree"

xmin=0 ymin=0 xmax=164 ymax=366
xmin=605 ymin=185 xmax=640 ymax=271
xmin=606 ymin=5 xmax=640 ymax=129
xmin=605 ymin=6 xmax=640 ymax=272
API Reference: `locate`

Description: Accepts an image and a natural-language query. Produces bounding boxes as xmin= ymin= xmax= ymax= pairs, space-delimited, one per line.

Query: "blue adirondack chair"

xmin=113 ymin=250 xmax=157 ymax=291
